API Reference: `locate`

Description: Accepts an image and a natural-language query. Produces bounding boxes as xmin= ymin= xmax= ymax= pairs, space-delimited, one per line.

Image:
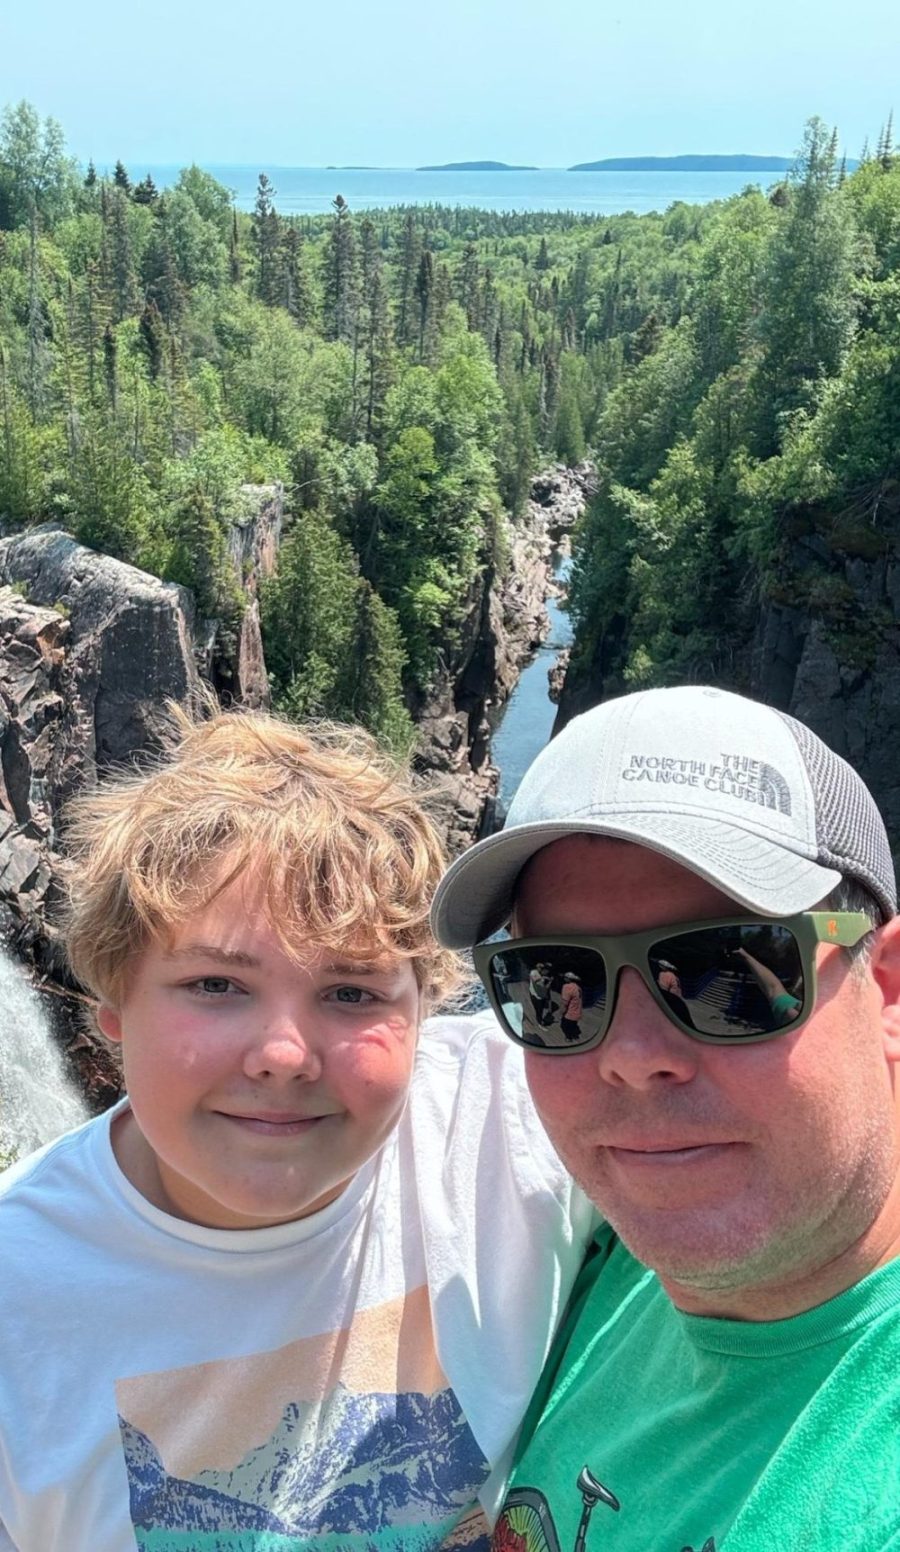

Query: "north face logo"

xmin=621 ymin=753 xmax=792 ymax=815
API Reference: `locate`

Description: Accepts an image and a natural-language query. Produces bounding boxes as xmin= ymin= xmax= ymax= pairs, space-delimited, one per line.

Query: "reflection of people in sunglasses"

xmin=432 ymin=684 xmax=900 ymax=1552
xmin=529 ymin=962 xmax=554 ymax=1027
xmin=654 ymin=959 xmax=697 ymax=1031
xmin=560 ymin=973 xmax=583 ymax=1039
xmin=733 ymin=945 xmax=801 ymax=1026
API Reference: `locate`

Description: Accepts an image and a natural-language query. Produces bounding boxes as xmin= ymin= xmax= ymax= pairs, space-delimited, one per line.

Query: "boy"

xmin=0 ymin=709 xmax=590 ymax=1552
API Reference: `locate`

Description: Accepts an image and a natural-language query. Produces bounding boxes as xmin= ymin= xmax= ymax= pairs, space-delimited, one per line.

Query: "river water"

xmin=491 ymin=553 xmax=573 ymax=811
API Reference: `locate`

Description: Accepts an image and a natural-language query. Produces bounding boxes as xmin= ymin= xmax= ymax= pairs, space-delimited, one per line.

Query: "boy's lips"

xmin=215 ymin=1109 xmax=336 ymax=1135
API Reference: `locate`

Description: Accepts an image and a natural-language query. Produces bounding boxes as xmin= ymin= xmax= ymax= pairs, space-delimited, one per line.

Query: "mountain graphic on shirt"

xmin=121 ymin=1380 xmax=491 ymax=1549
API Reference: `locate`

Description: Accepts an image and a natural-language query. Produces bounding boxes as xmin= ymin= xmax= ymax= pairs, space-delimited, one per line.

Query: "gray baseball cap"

xmin=431 ymin=685 xmax=897 ymax=948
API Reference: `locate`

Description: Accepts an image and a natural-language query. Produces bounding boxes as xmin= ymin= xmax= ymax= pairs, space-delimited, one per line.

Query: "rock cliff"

xmin=554 ymin=489 xmax=900 ymax=853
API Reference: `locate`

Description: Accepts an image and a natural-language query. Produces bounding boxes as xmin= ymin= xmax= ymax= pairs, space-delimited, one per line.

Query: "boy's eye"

xmin=328 ymin=985 xmax=375 ymax=1005
xmin=190 ymin=977 xmax=239 ymax=997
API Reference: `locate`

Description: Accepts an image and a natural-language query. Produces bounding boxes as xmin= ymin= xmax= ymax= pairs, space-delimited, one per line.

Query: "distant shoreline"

xmin=568 ymin=154 xmax=794 ymax=172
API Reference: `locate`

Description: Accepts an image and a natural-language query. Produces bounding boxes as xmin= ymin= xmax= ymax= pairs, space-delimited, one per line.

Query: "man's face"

xmin=515 ymin=836 xmax=900 ymax=1308
xmin=99 ymin=872 xmax=421 ymax=1230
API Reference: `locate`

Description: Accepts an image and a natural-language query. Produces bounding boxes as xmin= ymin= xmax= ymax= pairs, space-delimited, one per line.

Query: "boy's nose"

xmin=243 ymin=1014 xmax=323 ymax=1081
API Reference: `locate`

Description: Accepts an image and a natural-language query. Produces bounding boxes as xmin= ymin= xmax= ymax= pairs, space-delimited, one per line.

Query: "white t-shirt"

xmin=0 ymin=1013 xmax=592 ymax=1552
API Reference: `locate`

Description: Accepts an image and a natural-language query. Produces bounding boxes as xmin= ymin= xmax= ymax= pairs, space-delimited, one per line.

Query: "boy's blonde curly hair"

xmin=63 ymin=705 xmax=462 ymax=1010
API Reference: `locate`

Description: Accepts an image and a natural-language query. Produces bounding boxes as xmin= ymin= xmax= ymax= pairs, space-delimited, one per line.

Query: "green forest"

xmin=0 ymin=103 xmax=898 ymax=750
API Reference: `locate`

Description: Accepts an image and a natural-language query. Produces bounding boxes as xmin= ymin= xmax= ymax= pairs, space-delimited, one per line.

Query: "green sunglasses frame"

xmin=473 ymin=911 xmax=874 ymax=1052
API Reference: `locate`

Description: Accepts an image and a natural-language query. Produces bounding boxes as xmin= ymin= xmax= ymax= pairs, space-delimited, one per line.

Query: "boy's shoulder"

xmin=410 ymin=1008 xmax=574 ymax=1193
xmin=0 ymin=1107 xmax=108 ymax=1204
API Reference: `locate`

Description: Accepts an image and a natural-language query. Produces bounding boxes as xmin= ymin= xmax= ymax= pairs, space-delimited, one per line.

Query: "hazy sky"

xmin=2 ymin=0 xmax=896 ymax=167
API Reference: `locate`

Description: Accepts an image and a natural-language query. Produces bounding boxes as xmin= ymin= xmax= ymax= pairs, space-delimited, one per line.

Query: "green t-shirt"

xmin=497 ymin=1227 xmax=900 ymax=1552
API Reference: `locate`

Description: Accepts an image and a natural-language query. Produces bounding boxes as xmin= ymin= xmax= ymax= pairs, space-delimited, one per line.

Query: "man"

xmin=432 ymin=685 xmax=900 ymax=1552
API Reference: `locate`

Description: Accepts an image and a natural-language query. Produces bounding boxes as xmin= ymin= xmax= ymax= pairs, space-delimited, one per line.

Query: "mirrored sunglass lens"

xmin=649 ymin=924 xmax=805 ymax=1039
xmin=487 ymin=945 xmax=607 ymax=1049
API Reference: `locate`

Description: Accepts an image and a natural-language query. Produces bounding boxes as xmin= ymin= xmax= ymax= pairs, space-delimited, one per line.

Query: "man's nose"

xmin=243 ymin=1009 xmax=323 ymax=1081
xmin=594 ymin=968 xmax=700 ymax=1089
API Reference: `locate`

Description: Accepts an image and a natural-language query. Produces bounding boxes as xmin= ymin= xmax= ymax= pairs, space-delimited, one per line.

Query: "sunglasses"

xmin=473 ymin=912 xmax=872 ymax=1051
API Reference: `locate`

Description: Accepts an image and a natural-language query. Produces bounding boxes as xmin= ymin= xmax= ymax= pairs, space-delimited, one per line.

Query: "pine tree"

xmin=26 ymin=207 xmax=49 ymax=420
xmin=878 ymin=111 xmax=895 ymax=170
xmin=280 ymin=225 xmax=311 ymax=323
xmin=113 ymin=160 xmax=131 ymax=194
xmin=166 ymin=485 xmax=238 ymax=620
xmin=362 ymin=254 xmax=393 ymax=443
xmin=323 ymin=194 xmax=358 ymax=345
xmin=229 ymin=208 xmax=242 ymax=285
xmin=334 ymin=581 xmax=413 ymax=754
xmin=138 ymin=300 xmax=166 ymax=380
xmin=458 ymin=242 xmax=480 ymax=329
xmin=395 ymin=212 xmax=421 ymax=347
xmin=251 ymin=174 xmax=281 ymax=306
xmin=109 ymin=186 xmax=137 ymax=321
xmin=133 ymin=174 xmax=158 ymax=206
xmin=415 ymin=248 xmax=434 ymax=362
xmin=534 ymin=236 xmax=550 ymax=271
xmin=84 ymin=160 xmax=97 ymax=189
xmin=103 ymin=323 xmax=118 ymax=412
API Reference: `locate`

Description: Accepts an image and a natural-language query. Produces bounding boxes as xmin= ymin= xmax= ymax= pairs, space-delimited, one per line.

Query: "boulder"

xmin=0 ymin=532 xmax=205 ymax=1111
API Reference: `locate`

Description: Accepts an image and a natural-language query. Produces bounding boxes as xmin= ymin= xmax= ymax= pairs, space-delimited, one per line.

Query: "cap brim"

xmin=430 ymin=812 xmax=843 ymax=948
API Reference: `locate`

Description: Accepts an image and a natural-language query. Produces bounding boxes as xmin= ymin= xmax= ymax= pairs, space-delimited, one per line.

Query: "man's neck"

xmin=660 ymin=1185 xmax=900 ymax=1322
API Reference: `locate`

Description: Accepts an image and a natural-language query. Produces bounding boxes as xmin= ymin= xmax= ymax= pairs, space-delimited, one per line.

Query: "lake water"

xmin=135 ymin=165 xmax=779 ymax=217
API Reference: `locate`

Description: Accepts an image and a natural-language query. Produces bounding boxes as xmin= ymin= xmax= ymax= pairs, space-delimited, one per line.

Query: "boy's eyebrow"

xmin=163 ymin=944 xmax=261 ymax=968
xmin=324 ymin=961 xmax=384 ymax=977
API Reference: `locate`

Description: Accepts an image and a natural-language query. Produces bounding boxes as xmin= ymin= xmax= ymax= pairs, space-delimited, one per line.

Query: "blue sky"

xmin=2 ymin=0 xmax=896 ymax=167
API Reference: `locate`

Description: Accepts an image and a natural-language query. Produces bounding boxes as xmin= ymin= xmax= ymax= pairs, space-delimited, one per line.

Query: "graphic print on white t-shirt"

xmin=116 ymin=1284 xmax=492 ymax=1551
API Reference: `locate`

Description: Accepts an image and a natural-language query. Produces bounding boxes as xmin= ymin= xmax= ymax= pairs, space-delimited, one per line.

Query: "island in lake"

xmin=568 ymin=154 xmax=794 ymax=172
xmin=416 ymin=160 xmax=538 ymax=172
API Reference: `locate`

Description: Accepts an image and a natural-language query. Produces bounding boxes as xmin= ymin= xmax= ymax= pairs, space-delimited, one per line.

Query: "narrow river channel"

xmin=490 ymin=551 xmax=573 ymax=810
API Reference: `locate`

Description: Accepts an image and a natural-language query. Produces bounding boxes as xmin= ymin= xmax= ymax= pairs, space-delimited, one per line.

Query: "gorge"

xmin=0 ymin=464 xmax=592 ymax=1137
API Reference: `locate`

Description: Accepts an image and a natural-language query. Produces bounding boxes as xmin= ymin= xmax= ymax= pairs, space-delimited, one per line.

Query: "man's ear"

xmin=97 ymin=1003 xmax=123 ymax=1044
xmin=871 ymin=917 xmax=900 ymax=1059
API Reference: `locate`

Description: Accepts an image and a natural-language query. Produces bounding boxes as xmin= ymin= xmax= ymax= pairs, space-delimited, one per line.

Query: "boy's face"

xmin=98 ymin=872 xmax=421 ymax=1230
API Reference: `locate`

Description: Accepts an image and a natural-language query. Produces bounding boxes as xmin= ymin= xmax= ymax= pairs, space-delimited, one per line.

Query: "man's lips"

xmin=606 ymin=1140 xmax=739 ymax=1165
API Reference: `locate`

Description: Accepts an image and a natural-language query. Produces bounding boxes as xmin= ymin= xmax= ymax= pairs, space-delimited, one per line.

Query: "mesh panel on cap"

xmin=778 ymin=712 xmax=897 ymax=918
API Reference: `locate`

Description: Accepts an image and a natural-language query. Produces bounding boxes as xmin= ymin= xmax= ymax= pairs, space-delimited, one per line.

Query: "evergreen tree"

xmin=103 ymin=323 xmax=118 ymax=412
xmin=113 ymin=160 xmax=131 ymax=194
xmin=133 ymin=174 xmax=158 ymax=205
xmin=165 ymin=485 xmax=241 ymax=622
xmin=334 ymin=581 xmax=414 ymax=753
xmin=251 ymin=173 xmax=281 ymax=306
xmin=138 ymin=299 xmax=166 ymax=381
xmin=756 ymin=117 xmax=858 ymax=449
xmin=229 ymin=208 xmax=242 ymax=285
xmin=415 ymin=248 xmax=435 ymax=362
xmin=109 ymin=186 xmax=137 ymax=321
xmin=280 ymin=225 xmax=311 ymax=323
xmin=878 ymin=111 xmax=895 ymax=171
xmin=84 ymin=160 xmax=97 ymax=189
xmin=458 ymin=242 xmax=480 ymax=329
xmin=26 ymin=209 xmax=49 ymax=420
xmin=395 ymin=211 xmax=421 ymax=348
xmin=323 ymin=194 xmax=359 ymax=346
